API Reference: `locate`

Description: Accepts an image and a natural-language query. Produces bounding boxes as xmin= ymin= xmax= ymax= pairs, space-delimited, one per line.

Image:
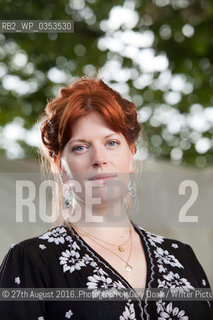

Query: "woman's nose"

xmin=91 ymin=145 xmax=107 ymax=167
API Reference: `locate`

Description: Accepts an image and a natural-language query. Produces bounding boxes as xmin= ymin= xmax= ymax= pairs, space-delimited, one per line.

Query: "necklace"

xmin=69 ymin=223 xmax=133 ymax=272
xmin=73 ymin=223 xmax=131 ymax=253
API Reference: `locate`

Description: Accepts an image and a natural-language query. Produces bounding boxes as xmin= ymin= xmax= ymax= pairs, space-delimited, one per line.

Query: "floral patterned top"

xmin=0 ymin=220 xmax=212 ymax=320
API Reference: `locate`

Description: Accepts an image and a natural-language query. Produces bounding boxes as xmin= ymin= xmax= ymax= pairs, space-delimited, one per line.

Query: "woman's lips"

xmin=89 ymin=175 xmax=116 ymax=184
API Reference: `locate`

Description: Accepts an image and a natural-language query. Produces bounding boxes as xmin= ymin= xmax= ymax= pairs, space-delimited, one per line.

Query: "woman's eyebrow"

xmin=69 ymin=133 xmax=119 ymax=144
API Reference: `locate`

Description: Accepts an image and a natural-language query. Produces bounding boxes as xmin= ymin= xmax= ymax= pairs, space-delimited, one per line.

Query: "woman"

xmin=0 ymin=76 xmax=212 ymax=319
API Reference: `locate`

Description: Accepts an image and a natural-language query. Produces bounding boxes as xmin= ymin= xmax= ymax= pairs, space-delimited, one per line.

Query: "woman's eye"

xmin=107 ymin=140 xmax=119 ymax=147
xmin=72 ymin=145 xmax=86 ymax=152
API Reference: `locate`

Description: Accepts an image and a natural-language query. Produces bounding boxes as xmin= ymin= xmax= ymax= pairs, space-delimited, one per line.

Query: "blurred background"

xmin=0 ymin=0 xmax=212 ymax=285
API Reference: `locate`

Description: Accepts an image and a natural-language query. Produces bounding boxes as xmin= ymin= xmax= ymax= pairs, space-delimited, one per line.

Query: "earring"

xmin=63 ymin=185 xmax=73 ymax=208
xmin=128 ymin=174 xmax=137 ymax=198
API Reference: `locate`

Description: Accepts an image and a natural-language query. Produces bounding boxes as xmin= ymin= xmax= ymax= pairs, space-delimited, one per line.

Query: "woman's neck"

xmin=65 ymin=198 xmax=133 ymax=242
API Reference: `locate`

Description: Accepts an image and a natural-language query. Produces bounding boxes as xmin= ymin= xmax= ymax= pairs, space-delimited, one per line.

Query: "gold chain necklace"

xmin=70 ymin=223 xmax=133 ymax=272
xmin=73 ymin=224 xmax=131 ymax=253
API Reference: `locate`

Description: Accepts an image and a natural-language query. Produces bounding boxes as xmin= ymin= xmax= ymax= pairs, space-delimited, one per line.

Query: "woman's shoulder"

xmin=135 ymin=223 xmax=210 ymax=280
xmin=134 ymin=223 xmax=188 ymax=249
xmin=134 ymin=223 xmax=202 ymax=266
xmin=1 ymin=225 xmax=73 ymax=270
xmin=0 ymin=225 xmax=73 ymax=287
xmin=8 ymin=225 xmax=72 ymax=254
xmin=135 ymin=223 xmax=212 ymax=307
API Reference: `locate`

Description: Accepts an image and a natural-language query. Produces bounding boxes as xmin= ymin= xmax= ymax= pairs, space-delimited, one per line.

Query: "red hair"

xmin=40 ymin=76 xmax=141 ymax=162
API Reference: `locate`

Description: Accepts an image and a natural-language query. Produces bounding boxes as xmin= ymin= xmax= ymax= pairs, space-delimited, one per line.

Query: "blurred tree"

xmin=0 ymin=0 xmax=213 ymax=167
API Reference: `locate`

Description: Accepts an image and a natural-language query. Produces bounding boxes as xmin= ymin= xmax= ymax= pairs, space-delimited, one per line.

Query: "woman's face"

xmin=60 ymin=112 xmax=134 ymax=206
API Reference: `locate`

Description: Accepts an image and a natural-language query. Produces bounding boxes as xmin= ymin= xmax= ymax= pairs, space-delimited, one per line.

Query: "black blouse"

xmin=0 ymin=220 xmax=212 ymax=320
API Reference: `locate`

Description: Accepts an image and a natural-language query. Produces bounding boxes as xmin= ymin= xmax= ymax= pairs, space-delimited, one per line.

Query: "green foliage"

xmin=0 ymin=0 xmax=213 ymax=167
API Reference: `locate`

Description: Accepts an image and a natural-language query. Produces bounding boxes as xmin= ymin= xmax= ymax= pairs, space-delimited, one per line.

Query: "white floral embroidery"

xmin=39 ymin=227 xmax=67 ymax=245
xmin=172 ymin=243 xmax=179 ymax=249
xmin=158 ymin=264 xmax=168 ymax=274
xmin=39 ymin=244 xmax=46 ymax=250
xmin=65 ymin=309 xmax=73 ymax=318
xmin=142 ymin=227 xmax=191 ymax=319
xmin=146 ymin=232 xmax=164 ymax=247
xmin=15 ymin=277 xmax=20 ymax=285
xmin=59 ymin=248 xmax=86 ymax=273
xmin=86 ymin=266 xmax=125 ymax=290
xmin=113 ymin=280 xmax=127 ymax=290
xmin=158 ymin=271 xmax=194 ymax=292
xmin=38 ymin=317 xmax=44 ymax=320
xmin=154 ymin=247 xmax=184 ymax=269
xmin=202 ymin=279 xmax=206 ymax=286
xmin=59 ymin=233 xmax=102 ymax=274
xmin=45 ymin=224 xmax=192 ymax=320
xmin=59 ymin=231 xmax=127 ymax=292
xmin=87 ymin=268 xmax=112 ymax=289
xmin=156 ymin=301 xmax=189 ymax=319
xmin=120 ymin=299 xmax=136 ymax=320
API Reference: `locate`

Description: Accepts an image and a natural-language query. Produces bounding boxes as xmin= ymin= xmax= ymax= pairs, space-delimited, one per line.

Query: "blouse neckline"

xmin=64 ymin=220 xmax=153 ymax=302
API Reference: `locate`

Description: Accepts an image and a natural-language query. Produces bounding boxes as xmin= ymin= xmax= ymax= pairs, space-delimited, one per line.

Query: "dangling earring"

xmin=122 ymin=174 xmax=137 ymax=213
xmin=63 ymin=184 xmax=73 ymax=208
xmin=128 ymin=174 xmax=137 ymax=198
xmin=60 ymin=170 xmax=73 ymax=209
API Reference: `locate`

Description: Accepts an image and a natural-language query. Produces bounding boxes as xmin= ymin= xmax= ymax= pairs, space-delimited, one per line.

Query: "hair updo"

xmin=40 ymin=76 xmax=142 ymax=166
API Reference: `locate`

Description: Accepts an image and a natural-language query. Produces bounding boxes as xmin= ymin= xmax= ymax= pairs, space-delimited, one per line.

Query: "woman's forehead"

xmin=70 ymin=112 xmax=122 ymax=137
xmin=72 ymin=112 xmax=109 ymax=127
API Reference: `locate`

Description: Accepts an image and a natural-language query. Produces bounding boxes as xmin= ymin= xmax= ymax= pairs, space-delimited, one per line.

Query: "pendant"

xmin=118 ymin=246 xmax=124 ymax=252
xmin=125 ymin=264 xmax=132 ymax=272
